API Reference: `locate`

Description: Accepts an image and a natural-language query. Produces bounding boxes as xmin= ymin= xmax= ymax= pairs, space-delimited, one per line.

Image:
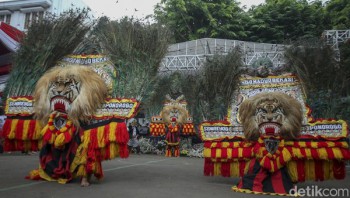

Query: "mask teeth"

xmin=260 ymin=123 xmax=281 ymax=135
xmin=51 ymin=97 xmax=71 ymax=111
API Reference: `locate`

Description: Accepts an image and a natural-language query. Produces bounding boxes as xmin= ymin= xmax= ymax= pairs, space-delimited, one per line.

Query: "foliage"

xmin=194 ymin=48 xmax=243 ymax=121
xmin=251 ymin=57 xmax=274 ymax=69
xmin=144 ymin=75 xmax=172 ymax=118
xmin=153 ymin=0 xmax=350 ymax=44
xmin=246 ymin=0 xmax=330 ymax=43
xmin=338 ymin=42 xmax=350 ymax=96
xmin=325 ymin=0 xmax=350 ymax=29
xmin=146 ymin=47 xmax=243 ymax=124
xmin=145 ymin=72 xmax=192 ymax=120
xmin=284 ymin=38 xmax=350 ymax=122
xmin=336 ymin=42 xmax=350 ymax=122
xmin=2 ymin=9 xmax=91 ymax=99
xmin=92 ymin=17 xmax=172 ymax=101
xmin=154 ymin=0 xmax=248 ymax=42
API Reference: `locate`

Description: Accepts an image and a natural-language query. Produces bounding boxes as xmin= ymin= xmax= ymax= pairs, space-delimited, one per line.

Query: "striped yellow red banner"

xmin=2 ymin=117 xmax=42 ymax=151
xmin=204 ymin=138 xmax=350 ymax=182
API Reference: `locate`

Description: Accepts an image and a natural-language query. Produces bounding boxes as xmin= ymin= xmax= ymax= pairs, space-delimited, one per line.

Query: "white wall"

xmin=8 ymin=11 xmax=24 ymax=29
xmin=1 ymin=0 xmax=89 ymax=31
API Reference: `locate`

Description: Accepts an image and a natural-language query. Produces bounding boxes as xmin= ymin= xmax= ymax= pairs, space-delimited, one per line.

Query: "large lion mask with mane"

xmin=34 ymin=65 xmax=108 ymax=127
xmin=238 ymin=92 xmax=303 ymax=141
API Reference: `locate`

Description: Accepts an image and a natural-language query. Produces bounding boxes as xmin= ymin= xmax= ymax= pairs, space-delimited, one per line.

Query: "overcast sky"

xmin=82 ymin=0 xmax=266 ymax=20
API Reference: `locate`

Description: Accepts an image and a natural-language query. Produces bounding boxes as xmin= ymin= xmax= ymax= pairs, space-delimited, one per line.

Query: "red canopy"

xmin=0 ymin=22 xmax=23 ymax=53
xmin=0 ymin=22 xmax=24 ymax=95
xmin=0 ymin=22 xmax=24 ymax=74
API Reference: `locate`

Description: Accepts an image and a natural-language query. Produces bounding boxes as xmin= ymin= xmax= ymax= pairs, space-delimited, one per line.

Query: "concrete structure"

xmin=159 ymin=31 xmax=350 ymax=75
xmin=323 ymin=29 xmax=350 ymax=60
xmin=159 ymin=38 xmax=286 ymax=75
xmin=0 ymin=0 xmax=88 ymax=31
xmin=323 ymin=29 xmax=350 ymax=50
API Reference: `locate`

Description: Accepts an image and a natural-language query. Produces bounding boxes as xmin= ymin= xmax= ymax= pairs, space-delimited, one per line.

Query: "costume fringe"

xmin=204 ymin=138 xmax=350 ymax=180
xmin=204 ymin=158 xmax=246 ymax=177
xmin=204 ymin=158 xmax=214 ymax=176
xmin=150 ymin=123 xmax=166 ymax=136
xmin=232 ymin=186 xmax=294 ymax=196
xmin=26 ymin=168 xmax=69 ymax=184
xmin=165 ymin=149 xmax=171 ymax=157
xmin=25 ymin=169 xmax=41 ymax=180
xmin=286 ymin=160 xmax=341 ymax=182
xmin=165 ymin=145 xmax=179 ymax=157
xmin=182 ymin=123 xmax=196 ymax=136
xmin=2 ymin=117 xmax=42 ymax=151
xmin=73 ymin=121 xmax=129 ymax=178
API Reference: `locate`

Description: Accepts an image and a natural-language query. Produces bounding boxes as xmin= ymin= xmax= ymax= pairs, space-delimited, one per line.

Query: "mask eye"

xmin=257 ymin=108 xmax=267 ymax=114
xmin=272 ymin=108 xmax=283 ymax=114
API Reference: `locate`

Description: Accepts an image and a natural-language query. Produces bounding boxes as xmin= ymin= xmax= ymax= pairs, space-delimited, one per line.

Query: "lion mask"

xmin=160 ymin=95 xmax=188 ymax=125
xmin=34 ymin=65 xmax=108 ymax=127
xmin=238 ymin=92 xmax=303 ymax=141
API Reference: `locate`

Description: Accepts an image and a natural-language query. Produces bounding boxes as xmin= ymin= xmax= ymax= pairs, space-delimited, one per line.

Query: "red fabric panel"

xmin=326 ymin=148 xmax=335 ymax=159
xmin=314 ymin=160 xmax=324 ymax=181
xmin=239 ymin=161 xmax=246 ymax=177
xmin=333 ymin=160 xmax=345 ymax=180
xmin=271 ymin=170 xmax=286 ymax=194
xmin=297 ymin=160 xmax=306 ymax=182
xmin=14 ymin=119 xmax=24 ymax=140
xmin=252 ymin=168 xmax=267 ymax=192
xmin=204 ymin=158 xmax=214 ymax=176
xmin=221 ymin=147 xmax=227 ymax=159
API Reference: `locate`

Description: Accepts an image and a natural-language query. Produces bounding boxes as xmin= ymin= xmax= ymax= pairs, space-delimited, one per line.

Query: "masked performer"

xmin=23 ymin=62 xmax=130 ymax=186
xmin=202 ymin=74 xmax=350 ymax=195
xmin=160 ymin=95 xmax=188 ymax=157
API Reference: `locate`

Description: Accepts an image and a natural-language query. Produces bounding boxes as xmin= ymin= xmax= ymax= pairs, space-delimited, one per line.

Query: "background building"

xmin=0 ymin=0 xmax=89 ymax=97
xmin=0 ymin=0 xmax=89 ymax=31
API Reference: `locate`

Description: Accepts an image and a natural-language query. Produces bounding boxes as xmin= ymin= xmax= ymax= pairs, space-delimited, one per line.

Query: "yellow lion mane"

xmin=34 ymin=65 xmax=108 ymax=126
xmin=160 ymin=94 xmax=188 ymax=125
xmin=160 ymin=104 xmax=188 ymax=124
xmin=238 ymin=92 xmax=303 ymax=141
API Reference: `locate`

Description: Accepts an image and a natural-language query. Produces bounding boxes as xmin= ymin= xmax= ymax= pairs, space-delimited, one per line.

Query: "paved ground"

xmin=0 ymin=152 xmax=349 ymax=198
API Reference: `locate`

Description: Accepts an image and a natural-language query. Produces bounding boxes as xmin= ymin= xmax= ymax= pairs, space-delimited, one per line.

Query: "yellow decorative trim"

xmin=232 ymin=186 xmax=297 ymax=196
xmin=65 ymin=54 xmax=106 ymax=59
xmin=5 ymin=96 xmax=34 ymax=115
xmin=306 ymin=119 xmax=348 ymax=137
xmin=94 ymin=98 xmax=139 ymax=119
xmin=165 ymin=141 xmax=180 ymax=146
xmin=239 ymin=75 xmax=299 ymax=90
xmin=38 ymin=167 xmax=69 ymax=184
xmin=199 ymin=121 xmax=243 ymax=141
